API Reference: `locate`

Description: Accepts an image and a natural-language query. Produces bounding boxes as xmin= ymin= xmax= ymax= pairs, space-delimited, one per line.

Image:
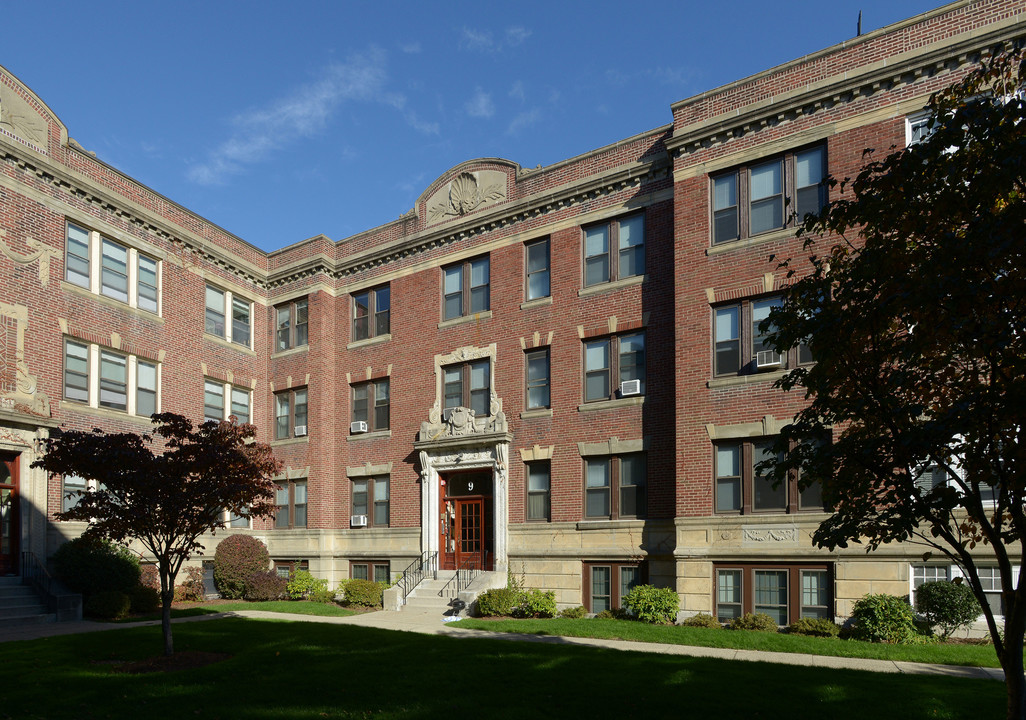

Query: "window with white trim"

xmin=63 ymin=339 xmax=160 ymax=417
xmin=205 ymin=285 xmax=251 ymax=347
xmin=203 ymin=380 xmax=251 ymax=424
xmin=65 ymin=222 xmax=161 ymax=314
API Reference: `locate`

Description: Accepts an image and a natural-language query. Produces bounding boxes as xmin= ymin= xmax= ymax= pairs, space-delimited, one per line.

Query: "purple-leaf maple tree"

xmin=35 ymin=413 xmax=281 ymax=656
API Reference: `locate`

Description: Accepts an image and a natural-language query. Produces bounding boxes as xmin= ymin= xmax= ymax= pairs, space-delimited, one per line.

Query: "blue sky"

xmin=4 ymin=0 xmax=943 ymax=252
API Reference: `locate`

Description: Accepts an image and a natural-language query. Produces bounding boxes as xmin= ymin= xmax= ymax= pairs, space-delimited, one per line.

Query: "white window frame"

xmin=203 ymin=379 xmax=252 ymax=424
xmin=63 ymin=339 xmax=160 ymax=417
xmin=65 ymin=222 xmax=162 ymax=315
xmin=910 ymin=562 xmax=1020 ymax=621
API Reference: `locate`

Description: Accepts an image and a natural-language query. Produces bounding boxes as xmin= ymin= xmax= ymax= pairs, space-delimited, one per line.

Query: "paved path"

xmin=0 ymin=608 xmax=1004 ymax=682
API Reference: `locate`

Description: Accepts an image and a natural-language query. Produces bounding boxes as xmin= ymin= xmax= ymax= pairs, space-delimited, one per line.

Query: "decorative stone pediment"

xmin=417 ymin=405 xmax=509 ymax=445
xmin=0 ymin=78 xmax=50 ymax=152
xmin=425 ymin=169 xmax=508 ymax=224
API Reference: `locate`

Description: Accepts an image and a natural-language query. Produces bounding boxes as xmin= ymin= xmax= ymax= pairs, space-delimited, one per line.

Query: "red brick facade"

xmin=0 ymin=1 xmax=1022 ymax=618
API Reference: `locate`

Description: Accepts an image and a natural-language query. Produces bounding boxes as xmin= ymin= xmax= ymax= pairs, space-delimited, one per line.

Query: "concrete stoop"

xmin=399 ymin=570 xmax=506 ymax=618
xmin=0 ymin=577 xmax=55 ymax=628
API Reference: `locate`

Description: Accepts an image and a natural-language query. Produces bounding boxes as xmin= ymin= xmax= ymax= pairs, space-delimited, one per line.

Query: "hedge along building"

xmin=0 ymin=1 xmax=1022 ymax=620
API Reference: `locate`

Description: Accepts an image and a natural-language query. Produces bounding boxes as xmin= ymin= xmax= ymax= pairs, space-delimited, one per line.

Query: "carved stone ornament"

xmin=742 ymin=527 xmax=799 ymax=544
xmin=0 ymin=231 xmax=57 ymax=287
xmin=428 ymin=172 xmax=506 ymax=222
xmin=418 ymin=404 xmax=509 ymax=442
xmin=446 ymin=407 xmax=476 ymax=436
xmin=0 ymin=82 xmax=48 ymax=151
xmin=0 ymin=302 xmax=50 ymax=418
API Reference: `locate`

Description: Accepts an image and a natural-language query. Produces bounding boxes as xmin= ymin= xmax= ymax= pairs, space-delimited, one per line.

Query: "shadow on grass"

xmin=2 ymin=618 xmax=1002 ymax=720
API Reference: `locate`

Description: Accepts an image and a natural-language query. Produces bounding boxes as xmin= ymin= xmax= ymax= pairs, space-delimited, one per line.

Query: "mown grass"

xmin=452 ymin=617 xmax=1005 ymax=668
xmin=1 ymin=617 xmax=1001 ymax=719
xmin=122 ymin=600 xmax=357 ymax=622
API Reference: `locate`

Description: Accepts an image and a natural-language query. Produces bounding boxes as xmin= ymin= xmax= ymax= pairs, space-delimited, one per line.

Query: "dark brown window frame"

xmin=274 ymin=387 xmax=309 ymax=440
xmin=442 ymin=256 xmax=489 ymax=320
xmin=524 ymin=237 xmax=551 ymax=300
xmin=583 ymin=332 xmax=645 ymax=403
xmin=583 ymin=453 xmax=646 ymax=520
xmin=274 ymin=559 xmax=309 ymax=578
xmin=350 ymin=560 xmax=391 ymax=583
xmin=352 ymin=285 xmax=390 ymax=341
xmin=582 ymin=561 xmax=647 ymax=613
xmin=275 ymin=479 xmax=308 ymax=529
xmin=443 ymin=359 xmax=491 ymax=417
xmin=712 ymin=295 xmax=811 ymax=377
xmin=714 ymin=562 xmax=832 ymax=625
xmin=275 ymin=297 xmax=309 ymax=351
xmin=711 ymin=144 xmax=828 ymax=246
xmin=524 ymin=347 xmax=550 ymax=410
xmin=713 ymin=438 xmax=824 ymax=515
xmin=351 ymin=476 xmax=390 ymax=528
xmin=351 ymin=378 xmax=390 ymax=433
xmin=525 ymin=461 xmax=550 ymax=522
xmin=582 ymin=212 xmax=645 ymax=287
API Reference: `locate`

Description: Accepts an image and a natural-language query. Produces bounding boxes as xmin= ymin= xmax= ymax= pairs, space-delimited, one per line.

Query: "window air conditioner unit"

xmin=350 ymin=421 xmax=368 ymax=434
xmin=350 ymin=514 xmax=368 ymax=528
xmin=294 ymin=424 xmax=308 ymax=436
xmin=756 ymin=350 xmax=782 ymax=369
xmin=620 ymin=379 xmax=641 ymax=396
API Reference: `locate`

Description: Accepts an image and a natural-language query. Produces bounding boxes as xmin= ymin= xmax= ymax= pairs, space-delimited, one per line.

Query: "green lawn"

xmin=123 ymin=601 xmax=359 ymax=622
xmin=1 ymin=618 xmax=1001 ymax=719
xmin=452 ymin=617 xmax=1005 ymax=668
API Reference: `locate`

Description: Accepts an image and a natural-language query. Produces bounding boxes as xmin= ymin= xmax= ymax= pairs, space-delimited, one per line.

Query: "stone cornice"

xmin=666 ymin=24 xmax=1026 ymax=158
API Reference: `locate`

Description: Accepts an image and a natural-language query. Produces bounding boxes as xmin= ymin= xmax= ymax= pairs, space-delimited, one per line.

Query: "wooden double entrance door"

xmin=440 ymin=471 xmax=493 ymax=571
xmin=0 ymin=453 xmax=18 ymax=575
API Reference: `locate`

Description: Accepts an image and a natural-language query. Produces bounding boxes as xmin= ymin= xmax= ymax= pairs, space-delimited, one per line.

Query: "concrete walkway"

xmin=0 ymin=608 xmax=1004 ymax=682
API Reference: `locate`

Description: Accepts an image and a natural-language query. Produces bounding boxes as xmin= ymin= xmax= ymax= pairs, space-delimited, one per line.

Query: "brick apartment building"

xmin=0 ymin=1 xmax=1021 ymax=622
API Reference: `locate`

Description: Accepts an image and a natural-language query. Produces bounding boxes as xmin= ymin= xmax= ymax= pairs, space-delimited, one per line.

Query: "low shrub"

xmin=514 ymin=589 xmax=557 ymax=618
xmin=139 ymin=564 xmax=160 ymax=591
xmin=916 ymin=580 xmax=982 ymax=639
xmin=788 ymin=617 xmax=841 ymax=637
xmin=52 ymin=537 xmax=139 ymax=598
xmin=728 ymin=612 xmax=778 ymax=632
xmin=558 ymin=605 xmax=587 ymax=619
xmin=308 ymin=588 xmax=338 ymax=604
xmin=173 ymin=566 xmax=205 ymax=602
xmin=244 ymin=571 xmax=287 ymax=601
xmin=622 ymin=585 xmax=680 ymax=624
xmin=681 ymin=613 xmax=722 ymax=629
xmin=286 ymin=569 xmax=329 ymax=600
xmin=213 ymin=535 xmax=269 ymax=599
xmin=85 ymin=590 xmax=131 ymax=620
xmin=342 ymin=578 xmax=387 ymax=608
xmin=850 ymin=593 xmax=919 ymax=643
xmin=129 ymin=585 xmax=161 ymax=614
xmin=593 ymin=608 xmax=630 ymax=620
xmin=475 ymin=587 xmax=524 ymax=617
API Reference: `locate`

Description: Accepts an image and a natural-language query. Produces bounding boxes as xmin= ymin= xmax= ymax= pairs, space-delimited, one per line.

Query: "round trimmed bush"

xmin=622 ymin=585 xmax=680 ymax=624
xmin=341 ymin=578 xmax=386 ymax=607
xmin=475 ymin=587 xmax=524 ymax=617
xmin=514 ymin=589 xmax=557 ymax=618
xmin=850 ymin=593 xmax=918 ymax=643
xmin=558 ymin=605 xmax=587 ymax=619
xmin=244 ymin=571 xmax=287 ymax=601
xmin=681 ymin=613 xmax=722 ymax=629
xmin=85 ymin=590 xmax=131 ymax=620
xmin=129 ymin=585 xmax=161 ymax=614
xmin=213 ymin=535 xmax=269 ymax=599
xmin=52 ymin=537 xmax=140 ymax=598
xmin=915 ymin=580 xmax=982 ymax=639
xmin=728 ymin=612 xmax=778 ymax=631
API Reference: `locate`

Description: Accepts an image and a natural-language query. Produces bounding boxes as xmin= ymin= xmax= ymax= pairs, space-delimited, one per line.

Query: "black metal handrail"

xmin=438 ymin=553 xmax=485 ymax=599
xmin=397 ymin=551 xmax=437 ymax=604
xmin=21 ymin=550 xmax=82 ymax=620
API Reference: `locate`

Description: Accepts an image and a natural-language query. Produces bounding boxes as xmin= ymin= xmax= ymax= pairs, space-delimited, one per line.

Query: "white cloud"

xmin=188 ymin=48 xmax=435 ymax=185
xmin=509 ymin=80 xmax=525 ymax=103
xmin=505 ymin=26 xmax=531 ymax=46
xmin=465 ymin=88 xmax=495 ymax=119
xmin=507 ymin=109 xmax=540 ymax=135
xmin=460 ymin=27 xmax=494 ymax=52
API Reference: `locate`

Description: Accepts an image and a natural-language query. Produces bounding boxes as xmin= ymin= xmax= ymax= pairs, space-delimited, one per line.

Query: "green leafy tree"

xmin=763 ymin=47 xmax=1026 ymax=719
xmin=35 ymin=413 xmax=281 ymax=656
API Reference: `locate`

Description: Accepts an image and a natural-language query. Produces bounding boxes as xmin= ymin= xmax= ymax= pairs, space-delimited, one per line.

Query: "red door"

xmin=455 ymin=499 xmax=483 ymax=570
xmin=0 ymin=454 xmax=18 ymax=575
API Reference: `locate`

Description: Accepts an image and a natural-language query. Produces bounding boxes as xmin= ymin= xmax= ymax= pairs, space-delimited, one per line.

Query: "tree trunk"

xmin=161 ymin=589 xmax=174 ymax=657
xmin=1002 ymin=614 xmax=1025 ymax=720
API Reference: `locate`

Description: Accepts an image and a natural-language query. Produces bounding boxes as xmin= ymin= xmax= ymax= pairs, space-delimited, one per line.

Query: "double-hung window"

xmin=274 ymin=388 xmax=308 ymax=439
xmin=275 ymin=480 xmax=307 ymax=529
xmin=443 ymin=360 xmax=490 ymax=417
xmin=526 ymin=462 xmax=550 ymax=522
xmin=583 ymin=214 xmax=644 ymax=287
xmin=443 ymin=257 xmax=489 ymax=320
xmin=63 ymin=339 xmax=159 ymax=416
xmin=714 ymin=296 xmax=801 ymax=376
xmin=525 ymin=348 xmax=550 ymax=410
xmin=205 ymin=285 xmax=251 ymax=347
xmin=584 ymin=454 xmax=646 ymax=520
xmin=204 ymin=380 xmax=251 ymax=424
xmin=203 ymin=380 xmax=225 ymax=423
xmin=714 ymin=439 xmax=823 ymax=514
xmin=525 ymin=238 xmax=550 ymax=300
xmin=583 ymin=561 xmax=644 ymax=613
xmin=352 ymin=286 xmax=390 ymax=341
xmin=65 ymin=222 xmax=161 ymax=314
xmin=275 ymin=298 xmax=309 ymax=351
xmin=351 ymin=476 xmax=389 ymax=527
xmin=716 ymin=564 xmax=831 ymax=624
xmin=711 ymin=145 xmax=827 ymax=245
xmin=584 ymin=333 xmax=644 ymax=402
xmin=351 ymin=379 xmax=389 ymax=432
xmin=352 ymin=561 xmax=391 ymax=583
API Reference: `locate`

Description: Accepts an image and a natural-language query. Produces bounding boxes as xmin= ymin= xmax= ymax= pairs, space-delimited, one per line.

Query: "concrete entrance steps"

xmin=0 ymin=576 xmax=55 ymax=628
xmin=401 ymin=577 xmax=457 ymax=616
